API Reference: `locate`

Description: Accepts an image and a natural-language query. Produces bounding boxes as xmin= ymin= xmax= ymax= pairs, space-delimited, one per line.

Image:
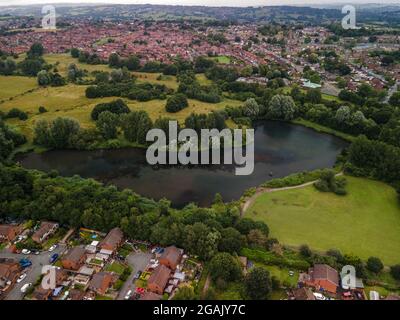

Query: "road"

xmin=384 ymin=80 xmax=399 ymax=104
xmin=0 ymin=245 xmax=66 ymax=300
xmin=116 ymin=251 xmax=152 ymax=300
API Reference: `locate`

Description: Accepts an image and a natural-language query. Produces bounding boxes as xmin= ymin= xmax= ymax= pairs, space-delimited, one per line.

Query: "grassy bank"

xmin=246 ymin=176 xmax=400 ymax=265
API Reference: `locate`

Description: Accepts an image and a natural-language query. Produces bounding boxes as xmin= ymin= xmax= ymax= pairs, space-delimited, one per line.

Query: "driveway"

xmin=116 ymin=251 xmax=152 ymax=300
xmin=0 ymin=245 xmax=66 ymax=300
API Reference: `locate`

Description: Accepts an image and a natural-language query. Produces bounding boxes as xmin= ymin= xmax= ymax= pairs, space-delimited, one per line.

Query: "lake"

xmin=16 ymin=121 xmax=348 ymax=207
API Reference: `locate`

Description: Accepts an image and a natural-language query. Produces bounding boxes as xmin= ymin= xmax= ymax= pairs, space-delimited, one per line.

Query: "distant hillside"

xmin=0 ymin=4 xmax=400 ymax=25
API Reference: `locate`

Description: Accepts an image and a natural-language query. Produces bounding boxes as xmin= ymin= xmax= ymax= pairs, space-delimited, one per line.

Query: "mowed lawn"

xmin=0 ymin=76 xmax=38 ymax=101
xmin=246 ymin=176 xmax=400 ymax=265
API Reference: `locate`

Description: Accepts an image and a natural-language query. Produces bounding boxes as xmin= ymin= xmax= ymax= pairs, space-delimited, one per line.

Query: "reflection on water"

xmin=17 ymin=121 xmax=348 ymax=207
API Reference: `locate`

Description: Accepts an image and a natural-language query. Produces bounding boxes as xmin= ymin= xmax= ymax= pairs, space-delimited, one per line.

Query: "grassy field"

xmin=211 ymin=55 xmax=231 ymax=64
xmin=246 ymin=176 xmax=400 ymax=265
xmin=0 ymin=76 xmax=38 ymax=101
xmin=1 ymin=77 xmax=242 ymax=142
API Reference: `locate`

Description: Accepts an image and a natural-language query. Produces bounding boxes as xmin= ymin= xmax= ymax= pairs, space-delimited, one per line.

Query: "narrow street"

xmin=116 ymin=252 xmax=152 ymax=300
xmin=0 ymin=245 xmax=66 ymax=300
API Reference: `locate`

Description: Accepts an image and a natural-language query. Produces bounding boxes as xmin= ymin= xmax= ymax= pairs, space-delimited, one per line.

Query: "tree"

xmin=391 ymin=264 xmax=400 ymax=280
xmin=108 ymin=53 xmax=121 ymax=68
xmin=247 ymin=229 xmax=267 ymax=248
xmin=172 ymin=286 xmax=197 ymax=300
xmin=70 ymin=48 xmax=80 ymax=58
xmin=335 ymin=105 xmax=352 ymax=124
xmin=0 ymin=58 xmax=17 ymax=76
xmin=305 ymin=89 xmax=322 ymax=104
xmin=96 ymin=111 xmax=119 ymax=140
xmin=27 ymin=43 xmax=44 ymax=58
xmin=243 ymin=98 xmax=260 ymax=118
xmin=208 ymin=252 xmax=242 ymax=282
xmin=299 ymin=244 xmax=312 ymax=257
xmin=389 ymin=91 xmax=400 ymax=107
xmin=244 ymin=267 xmax=271 ymax=300
xmin=268 ymin=94 xmax=297 ymax=120
xmin=183 ymin=222 xmax=220 ymax=261
xmin=122 ymin=110 xmax=153 ymax=145
xmin=91 ymin=99 xmax=130 ymax=120
xmin=165 ymin=93 xmax=189 ymax=113
xmin=34 ymin=117 xmax=80 ymax=149
xmin=218 ymin=227 xmax=243 ymax=254
xmin=366 ymin=257 xmax=384 ymax=274
xmin=125 ymin=55 xmax=141 ymax=71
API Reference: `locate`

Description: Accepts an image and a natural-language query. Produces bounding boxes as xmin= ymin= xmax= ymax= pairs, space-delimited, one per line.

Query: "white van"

xmin=20 ymin=283 xmax=32 ymax=293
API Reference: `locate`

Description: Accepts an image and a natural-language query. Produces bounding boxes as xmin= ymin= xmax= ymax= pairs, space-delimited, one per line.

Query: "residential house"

xmin=68 ymin=289 xmax=85 ymax=300
xmin=99 ymin=228 xmax=123 ymax=253
xmin=147 ymin=265 xmax=171 ymax=295
xmin=32 ymin=286 xmax=52 ymax=300
xmin=89 ymin=272 xmax=113 ymax=295
xmin=0 ymin=258 xmax=21 ymax=292
xmin=159 ymin=246 xmax=182 ymax=271
xmin=0 ymin=225 xmax=20 ymax=242
xmin=292 ymin=287 xmax=316 ymax=300
xmin=62 ymin=247 xmax=86 ymax=271
xmin=299 ymin=264 xmax=339 ymax=294
xmin=32 ymin=221 xmax=59 ymax=243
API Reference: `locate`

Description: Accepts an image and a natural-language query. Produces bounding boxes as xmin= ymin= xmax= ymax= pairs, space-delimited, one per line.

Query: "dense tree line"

xmin=0 ymin=164 xmax=269 ymax=263
xmin=346 ymin=136 xmax=400 ymax=191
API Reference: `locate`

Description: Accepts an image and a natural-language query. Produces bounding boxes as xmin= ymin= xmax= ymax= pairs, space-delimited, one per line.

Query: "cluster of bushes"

xmin=86 ymin=78 xmax=171 ymax=101
xmin=184 ymin=111 xmax=226 ymax=133
xmin=0 ymin=57 xmax=17 ymax=76
xmin=261 ymin=169 xmax=330 ymax=188
xmin=165 ymin=93 xmax=189 ymax=113
xmin=3 ymin=108 xmax=28 ymax=121
xmin=37 ymin=70 xmax=66 ymax=87
xmin=0 ymin=119 xmax=26 ymax=161
xmin=177 ymin=71 xmax=221 ymax=103
xmin=314 ymin=169 xmax=347 ymax=195
xmin=75 ymin=50 xmax=106 ymax=65
xmin=91 ymin=99 xmax=130 ymax=120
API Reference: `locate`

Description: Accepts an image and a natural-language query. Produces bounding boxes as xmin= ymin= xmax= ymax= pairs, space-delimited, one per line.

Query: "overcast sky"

xmin=0 ymin=0 xmax=396 ymax=7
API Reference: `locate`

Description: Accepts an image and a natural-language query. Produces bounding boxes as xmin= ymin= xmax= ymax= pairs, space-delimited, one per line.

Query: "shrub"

xmin=165 ymin=93 xmax=189 ymax=113
xmin=7 ymin=108 xmax=28 ymax=120
xmin=366 ymin=257 xmax=384 ymax=274
xmin=91 ymin=99 xmax=130 ymax=120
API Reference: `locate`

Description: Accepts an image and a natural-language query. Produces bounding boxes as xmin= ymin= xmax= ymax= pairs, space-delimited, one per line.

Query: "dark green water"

xmin=16 ymin=121 xmax=348 ymax=207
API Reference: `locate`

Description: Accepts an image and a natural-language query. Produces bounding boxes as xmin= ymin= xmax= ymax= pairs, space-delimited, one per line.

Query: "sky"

xmin=0 ymin=0 xmax=397 ymax=7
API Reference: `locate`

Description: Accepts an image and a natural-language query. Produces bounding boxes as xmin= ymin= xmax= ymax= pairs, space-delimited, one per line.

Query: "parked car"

xmin=17 ymin=273 xmax=27 ymax=283
xmin=124 ymin=290 xmax=132 ymax=300
xmin=21 ymin=249 xmax=31 ymax=255
xmin=313 ymin=292 xmax=327 ymax=300
xmin=48 ymin=245 xmax=57 ymax=252
xmin=21 ymin=283 xmax=32 ymax=293
xmin=49 ymin=253 xmax=59 ymax=264
xmin=19 ymin=258 xmax=32 ymax=268
xmin=31 ymin=250 xmax=40 ymax=255
xmin=133 ymin=270 xmax=142 ymax=280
